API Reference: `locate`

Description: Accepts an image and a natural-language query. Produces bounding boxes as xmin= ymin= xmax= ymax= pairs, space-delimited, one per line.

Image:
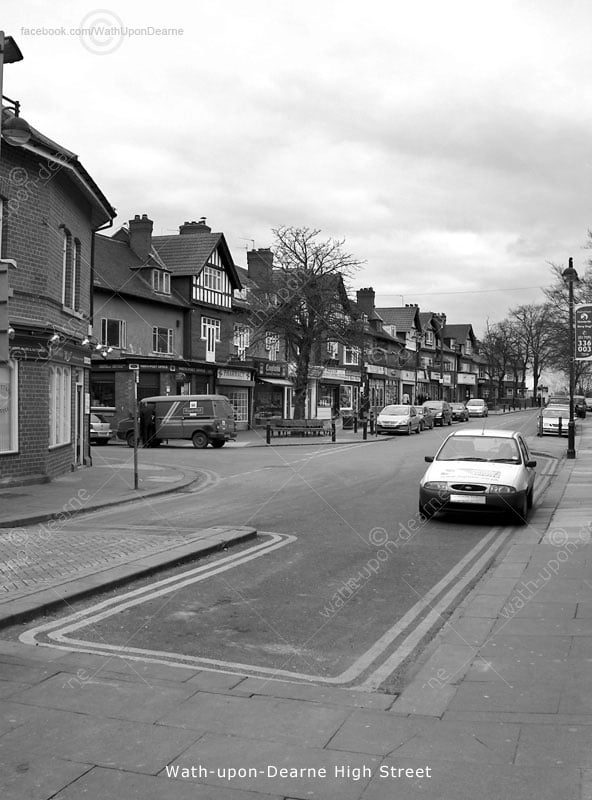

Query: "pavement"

xmin=0 ymin=410 xmax=591 ymax=798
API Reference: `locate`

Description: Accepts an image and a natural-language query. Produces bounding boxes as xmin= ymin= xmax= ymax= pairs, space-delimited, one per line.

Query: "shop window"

xmin=49 ymin=365 xmax=71 ymax=447
xmin=0 ymin=360 xmax=18 ymax=453
xmin=90 ymin=372 xmax=115 ymax=408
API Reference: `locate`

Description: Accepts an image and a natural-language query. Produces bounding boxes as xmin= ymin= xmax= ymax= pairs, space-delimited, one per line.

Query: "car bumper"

xmin=419 ymin=486 xmax=526 ymax=515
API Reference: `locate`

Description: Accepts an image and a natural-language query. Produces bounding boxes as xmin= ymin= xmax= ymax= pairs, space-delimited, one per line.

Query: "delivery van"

xmin=117 ymin=394 xmax=237 ymax=449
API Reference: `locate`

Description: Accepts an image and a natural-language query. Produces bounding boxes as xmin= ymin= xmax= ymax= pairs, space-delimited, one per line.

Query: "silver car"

xmin=376 ymin=404 xmax=421 ymax=436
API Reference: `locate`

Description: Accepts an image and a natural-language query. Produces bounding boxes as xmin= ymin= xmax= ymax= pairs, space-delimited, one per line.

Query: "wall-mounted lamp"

xmin=48 ymin=332 xmax=60 ymax=344
xmin=7 ymin=326 xmax=14 ymax=339
xmin=1 ymin=96 xmax=31 ymax=146
xmin=81 ymin=337 xmax=90 ymax=346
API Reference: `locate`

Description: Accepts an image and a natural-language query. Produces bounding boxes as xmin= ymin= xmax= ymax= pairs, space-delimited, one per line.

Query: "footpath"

xmin=0 ymin=413 xmax=590 ymax=799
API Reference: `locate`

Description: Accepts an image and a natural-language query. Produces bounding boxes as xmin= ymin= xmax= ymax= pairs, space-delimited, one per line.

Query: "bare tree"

xmin=508 ymin=303 xmax=555 ymax=400
xmin=248 ymin=227 xmax=363 ymax=418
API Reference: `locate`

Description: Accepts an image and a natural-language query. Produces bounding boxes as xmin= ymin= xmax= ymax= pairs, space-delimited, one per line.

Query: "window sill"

xmin=62 ymin=307 xmax=85 ymax=319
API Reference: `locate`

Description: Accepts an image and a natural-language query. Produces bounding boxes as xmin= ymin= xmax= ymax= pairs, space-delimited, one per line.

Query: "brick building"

xmin=1 ymin=113 xmax=115 ymax=484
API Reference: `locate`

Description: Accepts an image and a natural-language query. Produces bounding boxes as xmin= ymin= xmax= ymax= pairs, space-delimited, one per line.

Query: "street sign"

xmin=575 ymin=304 xmax=592 ymax=360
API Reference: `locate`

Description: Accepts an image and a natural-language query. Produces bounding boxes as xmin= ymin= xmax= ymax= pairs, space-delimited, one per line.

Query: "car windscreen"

xmin=380 ymin=406 xmax=409 ymax=415
xmin=436 ymin=436 xmax=520 ymax=463
xmin=543 ymin=408 xmax=569 ymax=418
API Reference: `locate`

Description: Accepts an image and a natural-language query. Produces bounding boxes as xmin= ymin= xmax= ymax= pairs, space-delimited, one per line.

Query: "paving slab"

xmin=52 ymin=767 xmax=280 ymax=800
xmin=164 ymin=732 xmax=382 ymax=800
xmin=3 ymin=754 xmax=92 ymax=800
xmin=0 ymin=707 xmax=202 ymax=774
xmin=447 ymin=680 xmax=563 ymax=714
xmin=157 ymin=692 xmax=352 ymax=748
xmin=360 ymin=760 xmax=580 ymax=800
xmin=10 ymin=672 xmax=198 ymax=723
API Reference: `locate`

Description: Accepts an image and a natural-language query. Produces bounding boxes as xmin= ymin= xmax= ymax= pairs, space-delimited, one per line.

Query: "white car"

xmin=376 ymin=404 xmax=421 ymax=436
xmin=540 ymin=406 xmax=571 ymax=436
xmin=419 ymin=429 xmax=536 ymax=524
xmin=90 ymin=413 xmax=112 ymax=445
xmin=466 ymin=398 xmax=488 ymax=417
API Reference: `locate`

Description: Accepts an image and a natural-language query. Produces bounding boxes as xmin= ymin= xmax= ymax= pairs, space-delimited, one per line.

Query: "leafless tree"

xmin=249 ymin=227 xmax=363 ymax=418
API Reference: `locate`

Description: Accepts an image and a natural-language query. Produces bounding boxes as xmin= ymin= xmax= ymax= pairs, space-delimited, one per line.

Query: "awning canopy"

xmin=257 ymin=378 xmax=293 ymax=387
xmin=217 ymin=378 xmax=255 ymax=387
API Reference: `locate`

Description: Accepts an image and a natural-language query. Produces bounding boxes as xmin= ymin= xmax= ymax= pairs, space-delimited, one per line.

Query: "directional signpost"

xmin=575 ymin=304 xmax=592 ymax=361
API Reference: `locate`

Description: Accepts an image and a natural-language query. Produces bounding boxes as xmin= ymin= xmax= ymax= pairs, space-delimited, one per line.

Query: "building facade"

xmin=1 ymin=113 xmax=114 ymax=484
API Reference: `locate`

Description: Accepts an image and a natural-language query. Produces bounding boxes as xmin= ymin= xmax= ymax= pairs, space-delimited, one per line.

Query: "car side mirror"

xmin=424 ymin=455 xmax=434 ymax=462
xmin=526 ymin=459 xmax=537 ymax=468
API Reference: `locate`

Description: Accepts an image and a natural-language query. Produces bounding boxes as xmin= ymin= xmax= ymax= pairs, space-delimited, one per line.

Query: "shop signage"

xmin=367 ymin=364 xmax=387 ymax=375
xmin=457 ymin=372 xmax=476 ymax=385
xmin=256 ymin=361 xmax=287 ymax=378
xmin=218 ymin=368 xmax=252 ymax=381
xmin=322 ymin=367 xmax=348 ymax=381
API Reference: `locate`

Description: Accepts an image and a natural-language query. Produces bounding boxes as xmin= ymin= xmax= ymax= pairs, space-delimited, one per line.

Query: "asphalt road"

xmin=20 ymin=409 xmax=557 ymax=690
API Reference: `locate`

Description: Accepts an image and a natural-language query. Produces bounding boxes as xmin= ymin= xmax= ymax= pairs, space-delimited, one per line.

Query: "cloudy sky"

xmin=4 ymin=0 xmax=592 ymax=335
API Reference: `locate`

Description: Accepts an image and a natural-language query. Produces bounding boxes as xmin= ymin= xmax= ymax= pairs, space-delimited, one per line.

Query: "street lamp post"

xmin=562 ymin=258 xmax=579 ymax=459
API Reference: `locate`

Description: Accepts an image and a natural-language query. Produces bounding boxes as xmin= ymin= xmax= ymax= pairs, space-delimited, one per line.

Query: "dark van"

xmin=117 ymin=395 xmax=237 ymax=449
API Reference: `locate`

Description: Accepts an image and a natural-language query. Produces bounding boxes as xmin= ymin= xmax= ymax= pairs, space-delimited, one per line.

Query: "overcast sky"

xmin=4 ymin=0 xmax=592 ymax=335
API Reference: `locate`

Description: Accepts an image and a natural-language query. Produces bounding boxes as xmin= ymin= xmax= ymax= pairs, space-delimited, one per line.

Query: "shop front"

xmin=366 ymin=364 xmax=387 ymax=414
xmin=216 ymin=367 xmax=255 ymax=431
xmin=253 ymin=361 xmax=292 ymax=427
xmin=457 ymin=371 xmax=477 ymax=402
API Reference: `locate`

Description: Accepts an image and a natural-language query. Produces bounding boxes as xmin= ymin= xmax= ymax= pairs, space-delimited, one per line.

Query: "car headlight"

xmin=489 ymin=485 xmax=517 ymax=494
xmin=423 ymin=481 xmax=448 ymax=490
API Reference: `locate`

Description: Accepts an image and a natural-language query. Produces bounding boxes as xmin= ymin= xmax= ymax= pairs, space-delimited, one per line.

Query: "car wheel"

xmin=211 ymin=440 xmax=225 ymax=448
xmin=126 ymin=431 xmax=135 ymax=448
xmin=527 ymin=486 xmax=534 ymax=509
xmin=192 ymin=431 xmax=209 ymax=449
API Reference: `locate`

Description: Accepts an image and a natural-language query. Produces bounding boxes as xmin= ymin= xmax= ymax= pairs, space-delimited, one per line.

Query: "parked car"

xmin=422 ymin=400 xmax=452 ymax=427
xmin=548 ymin=394 xmax=586 ymax=419
xmin=116 ymin=395 xmax=237 ymax=448
xmin=585 ymin=397 xmax=592 ymax=411
xmin=539 ymin=406 xmax=571 ymax=436
xmin=574 ymin=395 xmax=587 ymax=419
xmin=89 ymin=413 xmax=112 ymax=445
xmin=376 ymin=404 xmax=421 ymax=435
xmin=450 ymin=402 xmax=469 ymax=422
xmin=417 ymin=406 xmax=435 ymax=431
xmin=466 ymin=398 xmax=488 ymax=417
xmin=419 ymin=429 xmax=536 ymax=524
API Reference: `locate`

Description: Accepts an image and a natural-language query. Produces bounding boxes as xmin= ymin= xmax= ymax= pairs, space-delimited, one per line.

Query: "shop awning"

xmin=257 ymin=378 xmax=293 ymax=387
xmin=217 ymin=378 xmax=255 ymax=387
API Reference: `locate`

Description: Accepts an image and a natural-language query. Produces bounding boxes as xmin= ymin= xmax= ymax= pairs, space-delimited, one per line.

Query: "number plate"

xmin=450 ymin=494 xmax=486 ymax=504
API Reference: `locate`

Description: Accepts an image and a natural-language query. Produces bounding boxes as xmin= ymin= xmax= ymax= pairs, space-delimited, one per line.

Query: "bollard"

xmin=363 ymin=420 xmax=368 ymax=440
xmin=331 ymin=422 xmax=336 ymax=442
xmin=353 ymin=415 xmax=358 ymax=433
xmin=537 ymin=415 xmax=543 ymax=437
xmin=266 ymin=424 xmax=271 ymax=445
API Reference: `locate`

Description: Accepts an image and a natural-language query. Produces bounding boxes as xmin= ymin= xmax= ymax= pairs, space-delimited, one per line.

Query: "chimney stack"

xmin=247 ymin=248 xmax=273 ymax=287
xmin=128 ymin=214 xmax=153 ymax=262
xmin=179 ymin=217 xmax=212 ymax=235
xmin=356 ymin=287 xmax=376 ymax=318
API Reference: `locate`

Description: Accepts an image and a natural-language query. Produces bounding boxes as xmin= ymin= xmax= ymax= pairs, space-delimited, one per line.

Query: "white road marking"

xmin=20 ymin=525 xmax=511 ymax=688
